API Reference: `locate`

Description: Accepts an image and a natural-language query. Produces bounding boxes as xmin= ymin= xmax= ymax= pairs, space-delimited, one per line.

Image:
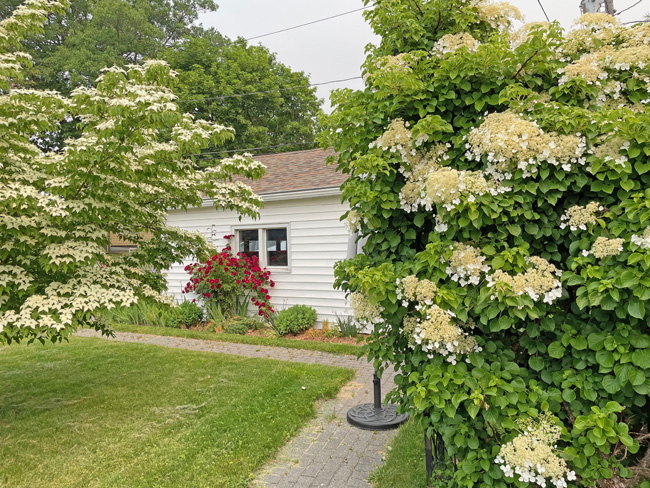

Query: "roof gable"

xmin=244 ymin=148 xmax=346 ymax=195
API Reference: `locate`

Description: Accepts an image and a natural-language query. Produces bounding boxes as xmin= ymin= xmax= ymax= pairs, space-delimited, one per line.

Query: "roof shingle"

xmin=243 ymin=148 xmax=346 ymax=195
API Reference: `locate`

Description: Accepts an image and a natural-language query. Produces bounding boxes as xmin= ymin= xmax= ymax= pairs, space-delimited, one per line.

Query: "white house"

xmin=165 ymin=148 xmax=353 ymax=324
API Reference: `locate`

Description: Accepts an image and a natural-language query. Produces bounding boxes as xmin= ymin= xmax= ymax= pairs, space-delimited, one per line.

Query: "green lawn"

xmin=111 ymin=323 xmax=364 ymax=356
xmin=371 ymin=419 xmax=430 ymax=488
xmin=0 ymin=337 xmax=354 ymax=488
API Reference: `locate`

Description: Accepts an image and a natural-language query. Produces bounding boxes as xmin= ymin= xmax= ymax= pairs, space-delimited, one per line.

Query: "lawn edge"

xmin=108 ymin=323 xmax=364 ymax=356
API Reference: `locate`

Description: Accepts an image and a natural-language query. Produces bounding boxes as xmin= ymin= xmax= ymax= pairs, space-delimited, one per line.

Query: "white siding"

xmin=165 ymin=195 xmax=352 ymax=325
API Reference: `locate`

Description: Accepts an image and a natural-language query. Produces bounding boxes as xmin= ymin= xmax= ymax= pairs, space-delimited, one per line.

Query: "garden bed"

xmin=111 ymin=323 xmax=365 ymax=356
xmin=184 ymin=322 xmax=364 ymax=345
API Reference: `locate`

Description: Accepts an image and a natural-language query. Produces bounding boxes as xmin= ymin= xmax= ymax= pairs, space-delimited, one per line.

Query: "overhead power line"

xmin=177 ymin=76 xmax=362 ymax=103
xmin=196 ymin=141 xmax=317 ymax=158
xmin=245 ymin=5 xmax=374 ymax=42
xmin=536 ymin=0 xmax=551 ymax=21
xmin=615 ymin=0 xmax=646 ymax=15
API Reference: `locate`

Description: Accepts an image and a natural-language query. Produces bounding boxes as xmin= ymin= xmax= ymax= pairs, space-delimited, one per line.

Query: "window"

xmin=236 ymin=227 xmax=289 ymax=268
xmin=238 ymin=229 xmax=259 ymax=261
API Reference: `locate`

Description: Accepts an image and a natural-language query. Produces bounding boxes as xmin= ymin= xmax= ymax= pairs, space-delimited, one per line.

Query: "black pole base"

xmin=346 ymin=403 xmax=409 ymax=431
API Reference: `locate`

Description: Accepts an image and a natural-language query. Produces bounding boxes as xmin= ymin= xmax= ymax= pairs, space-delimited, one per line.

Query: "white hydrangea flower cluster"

xmin=560 ymin=13 xmax=620 ymax=58
xmin=432 ymin=33 xmax=480 ymax=56
xmin=396 ymin=275 xmax=438 ymax=309
xmin=398 ymin=144 xmax=450 ymax=212
xmin=444 ymin=243 xmax=490 ymax=286
xmin=587 ymin=237 xmax=624 ymax=258
xmin=375 ymin=53 xmax=413 ymax=74
xmin=426 ymin=167 xmax=508 ymax=211
xmin=396 ymin=276 xmax=481 ymax=364
xmin=496 ymin=414 xmax=577 ymax=488
xmin=401 ymin=305 xmax=482 ymax=365
xmin=349 ymin=292 xmax=384 ymax=329
xmin=631 ymin=227 xmax=650 ymax=249
xmin=487 ymin=256 xmax=563 ymax=305
xmin=560 ymin=202 xmax=603 ymax=231
xmin=510 ymin=22 xmax=552 ymax=50
xmin=465 ymin=112 xmax=587 ymax=178
xmin=369 ymin=118 xmax=413 ymax=158
xmin=474 ymin=1 xmax=523 ymax=31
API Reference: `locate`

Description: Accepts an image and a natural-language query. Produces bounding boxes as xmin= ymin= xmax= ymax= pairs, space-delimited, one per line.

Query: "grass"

xmin=370 ymin=419 xmax=431 ymax=488
xmin=0 ymin=337 xmax=355 ymax=488
xmin=111 ymin=323 xmax=364 ymax=356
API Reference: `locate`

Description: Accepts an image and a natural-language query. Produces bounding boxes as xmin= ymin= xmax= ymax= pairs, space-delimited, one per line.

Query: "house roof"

xmin=244 ymin=147 xmax=346 ymax=195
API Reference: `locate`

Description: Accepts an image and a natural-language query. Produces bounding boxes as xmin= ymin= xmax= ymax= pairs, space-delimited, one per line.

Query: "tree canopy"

xmin=167 ymin=34 xmax=320 ymax=155
xmin=0 ymin=0 xmax=264 ymax=344
xmin=1 ymin=0 xmax=321 ymax=153
xmin=321 ymin=1 xmax=650 ymax=486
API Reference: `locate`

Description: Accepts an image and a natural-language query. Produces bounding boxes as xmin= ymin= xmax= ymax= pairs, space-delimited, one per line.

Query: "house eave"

xmin=201 ymin=186 xmax=342 ymax=207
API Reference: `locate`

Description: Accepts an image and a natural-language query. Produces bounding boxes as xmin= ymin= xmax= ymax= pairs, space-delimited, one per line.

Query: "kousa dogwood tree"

xmin=0 ymin=0 xmax=265 ymax=344
xmin=321 ymin=1 xmax=650 ymax=487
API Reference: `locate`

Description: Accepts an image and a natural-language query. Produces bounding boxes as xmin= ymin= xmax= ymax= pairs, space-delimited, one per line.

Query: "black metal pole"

xmin=425 ymin=432 xmax=434 ymax=479
xmin=373 ymin=372 xmax=382 ymax=409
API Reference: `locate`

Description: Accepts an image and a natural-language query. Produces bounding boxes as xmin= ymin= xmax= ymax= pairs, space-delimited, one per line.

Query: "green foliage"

xmin=113 ymin=323 xmax=363 ymax=356
xmin=104 ymin=300 xmax=176 ymax=328
xmin=275 ymin=305 xmax=318 ymax=336
xmin=321 ymin=1 xmax=650 ymax=486
xmin=167 ymin=34 xmax=321 ymax=155
xmin=334 ymin=314 xmax=362 ymax=338
xmin=168 ymin=301 xmax=204 ymax=329
xmin=1 ymin=1 xmax=265 ymax=345
xmin=10 ymin=0 xmax=320 ymax=152
xmin=222 ymin=316 xmax=259 ymax=335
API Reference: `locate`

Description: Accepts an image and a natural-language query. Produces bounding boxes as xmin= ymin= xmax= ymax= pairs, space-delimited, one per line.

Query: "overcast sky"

xmin=199 ymin=0 xmax=649 ymax=113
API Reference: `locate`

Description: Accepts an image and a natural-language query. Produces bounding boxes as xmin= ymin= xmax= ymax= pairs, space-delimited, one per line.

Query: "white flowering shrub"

xmin=0 ymin=1 xmax=265 ymax=344
xmin=321 ymin=1 xmax=650 ymax=486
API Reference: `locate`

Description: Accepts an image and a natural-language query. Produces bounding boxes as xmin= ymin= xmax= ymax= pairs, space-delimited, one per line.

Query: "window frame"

xmin=232 ymin=223 xmax=291 ymax=271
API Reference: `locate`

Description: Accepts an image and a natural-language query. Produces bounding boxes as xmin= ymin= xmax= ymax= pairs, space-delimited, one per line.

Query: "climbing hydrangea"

xmin=589 ymin=237 xmax=624 ymax=258
xmin=560 ymin=202 xmax=603 ymax=231
xmin=496 ymin=414 xmax=577 ymax=488
xmin=488 ymin=256 xmax=563 ymax=304
xmin=465 ymin=112 xmax=587 ymax=178
xmin=445 ymin=243 xmax=490 ymax=286
xmin=631 ymin=227 xmax=650 ymax=249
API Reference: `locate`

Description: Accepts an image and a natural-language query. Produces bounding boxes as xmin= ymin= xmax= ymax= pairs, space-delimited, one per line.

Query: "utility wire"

xmin=178 ymin=76 xmax=362 ymax=103
xmin=245 ymin=5 xmax=374 ymax=41
xmin=622 ymin=18 xmax=650 ymax=22
xmin=536 ymin=0 xmax=550 ymax=21
xmin=615 ymin=0 xmax=646 ymax=15
xmin=196 ymin=141 xmax=317 ymax=158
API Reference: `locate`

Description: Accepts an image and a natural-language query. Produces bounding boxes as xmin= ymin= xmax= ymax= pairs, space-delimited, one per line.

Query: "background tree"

xmin=0 ymin=0 xmax=264 ymax=345
xmin=0 ymin=0 xmax=321 ymax=153
xmin=166 ymin=33 xmax=320 ymax=156
xmin=321 ymin=1 xmax=650 ymax=486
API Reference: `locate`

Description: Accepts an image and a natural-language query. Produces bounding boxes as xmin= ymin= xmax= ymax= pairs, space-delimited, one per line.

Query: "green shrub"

xmin=223 ymin=316 xmax=259 ymax=335
xmin=168 ymin=301 xmax=203 ymax=329
xmin=321 ymin=3 xmax=650 ymax=485
xmin=274 ymin=305 xmax=317 ymax=336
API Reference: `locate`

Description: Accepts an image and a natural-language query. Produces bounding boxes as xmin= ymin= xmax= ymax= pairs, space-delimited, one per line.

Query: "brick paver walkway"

xmin=76 ymin=330 xmax=400 ymax=488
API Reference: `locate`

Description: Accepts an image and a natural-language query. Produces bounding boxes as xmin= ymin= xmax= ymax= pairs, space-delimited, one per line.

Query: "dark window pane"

xmin=238 ymin=230 xmax=259 ymax=261
xmin=267 ymin=228 xmax=288 ymax=266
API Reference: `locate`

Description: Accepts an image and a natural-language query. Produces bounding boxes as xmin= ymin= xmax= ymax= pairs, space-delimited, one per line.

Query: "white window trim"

xmin=232 ymin=223 xmax=291 ymax=272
